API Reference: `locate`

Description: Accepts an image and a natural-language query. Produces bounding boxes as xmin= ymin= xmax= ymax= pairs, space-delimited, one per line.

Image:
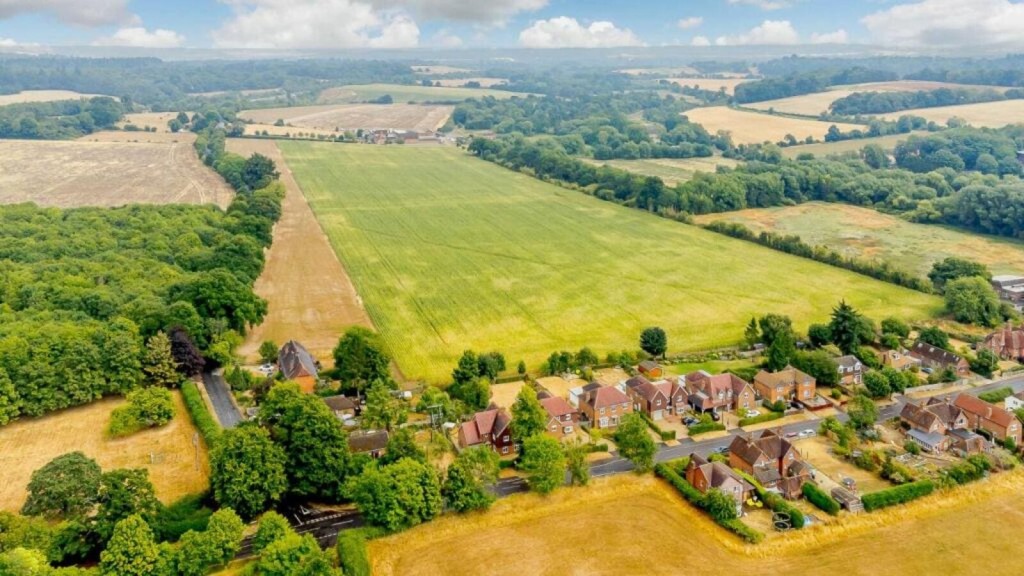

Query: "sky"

xmin=0 ymin=0 xmax=1022 ymax=51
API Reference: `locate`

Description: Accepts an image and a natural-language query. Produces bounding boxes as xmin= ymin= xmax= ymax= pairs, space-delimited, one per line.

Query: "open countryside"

xmin=316 ymin=83 xmax=522 ymax=104
xmin=584 ymin=156 xmax=742 ymax=185
xmin=694 ymin=202 xmax=1024 ymax=277
xmin=779 ymin=132 xmax=924 ymax=159
xmin=285 ymin=143 xmax=939 ymax=382
xmin=876 ymin=99 xmax=1024 ymax=128
xmin=0 ymin=139 xmax=234 ymax=208
xmin=370 ymin=473 xmax=1024 ymax=576
xmin=684 ymin=107 xmax=863 ymax=145
xmin=239 ymin=103 xmax=454 ymax=133
xmin=662 ymin=78 xmax=753 ymax=95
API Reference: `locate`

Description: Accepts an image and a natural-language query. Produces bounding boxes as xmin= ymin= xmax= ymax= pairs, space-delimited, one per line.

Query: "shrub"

xmin=738 ymin=411 xmax=783 ymax=427
xmin=336 ymin=527 xmax=383 ymax=576
xmin=107 ymin=387 xmax=174 ymax=438
xmin=979 ymin=387 xmax=1014 ymax=404
xmin=943 ymin=454 xmax=991 ymax=486
xmin=153 ymin=493 xmax=212 ymax=542
xmin=181 ymin=381 xmax=221 ymax=447
xmin=736 ymin=471 xmax=805 ymax=529
xmin=107 ymin=406 xmax=143 ymax=438
xmin=802 ymin=483 xmax=840 ymax=515
xmin=861 ymin=480 xmax=935 ymax=511
xmin=588 ymin=443 xmax=610 ymax=453
xmin=903 ymin=440 xmax=921 ymax=455
xmin=687 ymin=418 xmax=726 ymax=436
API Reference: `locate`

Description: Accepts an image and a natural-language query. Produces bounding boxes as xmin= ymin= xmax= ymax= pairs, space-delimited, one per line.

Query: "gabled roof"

xmin=625 ymin=375 xmax=652 ymax=390
xmin=729 ymin=430 xmax=797 ymax=466
xmin=690 ymin=453 xmax=753 ymax=492
xmin=754 ymin=366 xmax=814 ymax=388
xmin=348 ymin=430 xmax=389 ymax=453
xmin=981 ymin=325 xmax=1024 ymax=357
xmin=954 ymin=394 xmax=1020 ymax=428
xmin=901 ymin=402 xmax=939 ymax=430
xmin=910 ymin=341 xmax=965 ymax=366
xmin=923 ymin=399 xmax=963 ymax=427
xmin=460 ymin=407 xmax=512 ymax=445
xmin=633 ymin=380 xmax=671 ymax=404
xmin=639 ymin=360 xmax=662 ymax=371
xmin=540 ymin=396 xmax=577 ymax=419
xmin=322 ymin=395 xmax=356 ymax=412
xmin=583 ymin=385 xmax=630 ymax=410
xmin=833 ymin=355 xmax=863 ymax=370
xmin=278 ymin=340 xmax=318 ymax=381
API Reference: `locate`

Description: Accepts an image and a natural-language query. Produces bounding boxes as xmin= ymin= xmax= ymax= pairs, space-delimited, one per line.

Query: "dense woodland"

xmin=0 ymin=97 xmax=124 ymax=139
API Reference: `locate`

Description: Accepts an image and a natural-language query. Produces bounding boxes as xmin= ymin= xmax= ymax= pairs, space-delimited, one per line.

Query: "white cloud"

xmin=715 ymin=19 xmax=799 ymax=45
xmin=677 ymin=16 xmax=703 ymax=30
xmin=431 ymin=29 xmax=463 ymax=47
xmin=0 ymin=0 xmax=134 ymax=26
xmin=213 ymin=0 xmax=420 ymax=49
xmin=810 ymin=29 xmax=848 ymax=44
xmin=372 ymin=0 xmax=547 ymax=25
xmin=0 ymin=37 xmax=17 ymax=46
xmin=727 ymin=0 xmax=792 ymax=10
xmin=93 ymin=27 xmax=185 ymax=48
xmin=519 ymin=17 xmax=643 ymax=48
xmin=691 ymin=35 xmax=711 ymax=47
xmin=862 ymin=0 xmax=1024 ymax=48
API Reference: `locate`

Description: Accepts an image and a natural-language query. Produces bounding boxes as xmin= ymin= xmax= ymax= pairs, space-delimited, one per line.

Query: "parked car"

xmin=683 ymin=417 xmax=698 ymax=426
xmin=259 ymin=363 xmax=274 ymax=374
xmin=784 ymin=431 xmax=798 ymax=439
xmin=714 ymin=446 xmax=729 ymax=455
xmin=798 ymin=429 xmax=816 ymax=438
xmin=744 ymin=409 xmax=761 ymax=418
xmin=709 ymin=411 xmax=720 ymax=421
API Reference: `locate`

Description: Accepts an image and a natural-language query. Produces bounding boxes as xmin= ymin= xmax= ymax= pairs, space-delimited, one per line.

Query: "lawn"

xmin=0 ymin=392 xmax=210 ymax=512
xmin=671 ymin=358 xmax=758 ymax=377
xmin=370 ymin=472 xmax=1024 ymax=576
xmin=283 ymin=143 xmax=940 ymax=383
xmin=694 ymin=202 xmax=1024 ymax=277
xmin=317 ymin=83 xmax=524 ymax=104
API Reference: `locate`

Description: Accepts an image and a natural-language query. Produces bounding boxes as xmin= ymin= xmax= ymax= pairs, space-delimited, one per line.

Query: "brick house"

xmin=1006 ymin=391 xmax=1024 ymax=412
xmin=683 ymin=371 xmax=756 ymax=414
xmin=625 ymin=376 xmax=673 ymax=420
xmin=953 ymin=394 xmax=1023 ymax=444
xmin=899 ymin=398 xmax=969 ymax=436
xmin=728 ymin=429 xmax=811 ymax=499
xmin=538 ymin=394 xmax=580 ymax=439
xmin=908 ymin=342 xmax=970 ymax=377
xmin=278 ymin=340 xmax=320 ymax=394
xmin=883 ymin=349 xmax=921 ymax=372
xmin=686 ymin=453 xmax=753 ymax=516
xmin=753 ymin=366 xmax=816 ymax=405
xmin=458 ymin=407 xmax=518 ymax=456
xmin=833 ymin=355 xmax=864 ymax=387
xmin=579 ymin=385 xmax=633 ymax=429
xmin=949 ymin=429 xmax=988 ymax=455
xmin=979 ymin=323 xmax=1024 ymax=362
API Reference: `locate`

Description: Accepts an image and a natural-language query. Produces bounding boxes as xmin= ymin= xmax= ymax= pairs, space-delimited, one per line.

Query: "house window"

xmin=656 ymin=400 xmax=662 ymax=406
xmin=600 ymin=407 xmax=606 ymax=415
xmin=502 ymin=447 xmax=509 ymax=454
xmin=503 ymin=435 xmax=509 ymax=442
xmin=776 ymin=385 xmax=782 ymax=392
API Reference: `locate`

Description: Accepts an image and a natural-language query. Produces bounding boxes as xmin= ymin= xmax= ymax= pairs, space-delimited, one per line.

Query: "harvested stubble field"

xmin=412 ymin=65 xmax=470 ymax=74
xmin=283 ymin=143 xmax=938 ymax=382
xmin=585 ymin=156 xmax=741 ymax=185
xmin=693 ymin=201 xmax=1024 ymax=277
xmin=662 ymin=77 xmax=752 ymax=94
xmin=0 ymin=392 xmax=210 ymax=512
xmin=685 ymin=106 xmax=863 ymax=145
xmin=317 ymin=83 xmax=522 ymax=104
xmin=0 ymin=139 xmax=233 ymax=208
xmin=240 ymin=103 xmax=453 ymax=133
xmin=371 ymin=472 xmax=1024 ymax=576
xmin=877 ymin=99 xmax=1024 ymax=128
xmin=745 ymin=89 xmax=859 ymax=117
xmin=226 ymin=139 xmax=372 ymax=364
xmin=0 ymin=89 xmax=112 ymax=105
xmin=834 ymin=80 xmax=1015 ymax=93
xmin=118 ymin=112 xmax=182 ymax=133
xmin=779 ymin=132 xmax=926 ymax=159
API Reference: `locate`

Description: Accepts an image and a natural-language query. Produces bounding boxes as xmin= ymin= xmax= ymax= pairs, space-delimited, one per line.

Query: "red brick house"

xmin=908 ymin=342 xmax=970 ymax=377
xmin=458 ymin=407 xmax=518 ymax=456
xmin=683 ymin=371 xmax=756 ymax=414
xmin=753 ymin=366 xmax=816 ymax=405
xmin=979 ymin=323 xmax=1024 ymax=362
xmin=686 ymin=453 xmax=753 ymax=515
xmin=539 ymin=394 xmax=580 ymax=439
xmin=625 ymin=377 xmax=674 ymax=420
xmin=953 ymin=394 xmax=1023 ymax=444
xmin=579 ymin=385 xmax=633 ymax=429
xmin=899 ymin=398 xmax=969 ymax=436
xmin=728 ymin=430 xmax=810 ymax=499
xmin=278 ymin=340 xmax=320 ymax=394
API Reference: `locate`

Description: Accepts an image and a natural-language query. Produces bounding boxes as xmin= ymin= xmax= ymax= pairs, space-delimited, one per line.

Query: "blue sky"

xmin=0 ymin=0 xmax=1020 ymax=51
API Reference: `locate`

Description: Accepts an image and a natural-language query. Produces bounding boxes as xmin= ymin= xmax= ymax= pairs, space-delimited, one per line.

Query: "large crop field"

xmin=0 ymin=89 xmax=112 ymax=105
xmin=584 ymin=156 xmax=741 ymax=185
xmin=694 ymin=202 xmax=1024 ymax=277
xmin=226 ymin=139 xmax=373 ymax=364
xmin=317 ymin=83 xmax=522 ymax=104
xmin=0 ymin=392 xmax=210 ymax=512
xmin=662 ymin=78 xmax=752 ymax=95
xmin=0 ymin=139 xmax=233 ymax=208
xmin=780 ymin=132 xmax=926 ymax=159
xmin=745 ymin=89 xmax=859 ymax=117
xmin=877 ymin=99 xmax=1024 ymax=128
xmin=685 ymin=107 xmax=863 ymax=145
xmin=371 ymin=472 xmax=1024 ymax=576
xmin=284 ymin=143 xmax=939 ymax=382
xmin=240 ymin=103 xmax=453 ymax=133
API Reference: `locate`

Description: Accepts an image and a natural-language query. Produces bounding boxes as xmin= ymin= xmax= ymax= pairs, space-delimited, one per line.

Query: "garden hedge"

xmin=655 ymin=463 xmax=764 ymax=544
xmin=738 ymin=411 xmax=783 ymax=427
xmin=182 ymin=381 xmax=222 ymax=447
xmin=687 ymin=421 xmax=726 ymax=436
xmin=801 ymin=482 xmax=840 ymax=515
xmin=336 ymin=527 xmax=384 ymax=576
xmin=861 ymin=480 xmax=935 ymax=511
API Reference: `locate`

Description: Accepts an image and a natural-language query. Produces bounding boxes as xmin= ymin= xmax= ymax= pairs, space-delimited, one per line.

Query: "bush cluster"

xmin=181 ymin=381 xmax=221 ymax=447
xmin=801 ymin=482 xmax=840 ymax=515
xmin=654 ymin=463 xmax=764 ymax=544
xmin=335 ymin=527 xmax=384 ymax=576
xmin=861 ymin=480 xmax=935 ymax=511
xmin=738 ymin=411 xmax=783 ymax=427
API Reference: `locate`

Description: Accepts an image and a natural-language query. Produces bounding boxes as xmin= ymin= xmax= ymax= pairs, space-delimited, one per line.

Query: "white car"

xmin=744 ymin=409 xmax=761 ymax=418
xmin=797 ymin=429 xmax=816 ymax=438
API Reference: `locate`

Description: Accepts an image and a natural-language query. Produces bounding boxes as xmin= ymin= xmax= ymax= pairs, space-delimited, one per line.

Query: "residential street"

xmin=201 ymin=370 xmax=243 ymax=429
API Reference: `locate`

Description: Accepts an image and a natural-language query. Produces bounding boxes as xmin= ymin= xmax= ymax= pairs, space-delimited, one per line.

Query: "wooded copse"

xmin=829 ymin=87 xmax=1024 ymax=116
xmin=0 ymin=124 xmax=282 ymax=423
xmin=0 ymin=96 xmax=125 ymax=139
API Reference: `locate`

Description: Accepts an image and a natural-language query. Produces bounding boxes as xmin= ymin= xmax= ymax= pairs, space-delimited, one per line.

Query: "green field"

xmin=584 ymin=156 xmax=741 ymax=185
xmin=780 ymin=132 xmax=926 ymax=159
xmin=319 ymin=83 xmax=524 ymax=104
xmin=282 ymin=143 xmax=941 ymax=382
xmin=695 ymin=202 xmax=1024 ymax=278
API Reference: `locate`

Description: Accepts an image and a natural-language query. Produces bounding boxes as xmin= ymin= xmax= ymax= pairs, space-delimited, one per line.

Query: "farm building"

xmin=278 ymin=340 xmax=320 ymax=393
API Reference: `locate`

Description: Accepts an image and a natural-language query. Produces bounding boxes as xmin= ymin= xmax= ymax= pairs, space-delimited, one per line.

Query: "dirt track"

xmin=226 ymin=139 xmax=373 ymax=364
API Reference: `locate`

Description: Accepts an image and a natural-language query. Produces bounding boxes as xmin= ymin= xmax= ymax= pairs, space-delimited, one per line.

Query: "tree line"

xmin=829 ymin=87 xmax=1024 ymax=116
xmin=0 ymin=96 xmax=124 ymax=139
xmin=733 ymin=66 xmax=897 ymax=104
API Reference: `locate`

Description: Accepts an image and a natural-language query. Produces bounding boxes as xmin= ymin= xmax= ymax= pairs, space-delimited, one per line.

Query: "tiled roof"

xmin=754 ymin=366 xmax=814 ymax=388
xmin=900 ymin=402 xmax=941 ymax=430
xmin=322 ymin=395 xmax=356 ymax=412
xmin=349 ymin=430 xmax=389 ymax=453
xmin=910 ymin=341 xmax=964 ymax=366
xmin=278 ymin=340 xmax=318 ymax=381
xmin=954 ymin=394 xmax=1019 ymax=428
xmin=584 ymin=385 xmax=630 ymax=410
xmin=540 ymin=396 xmax=577 ymax=419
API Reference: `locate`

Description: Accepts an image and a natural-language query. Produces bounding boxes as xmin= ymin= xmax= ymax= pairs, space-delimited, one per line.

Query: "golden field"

xmin=685 ymin=107 xmax=863 ymax=145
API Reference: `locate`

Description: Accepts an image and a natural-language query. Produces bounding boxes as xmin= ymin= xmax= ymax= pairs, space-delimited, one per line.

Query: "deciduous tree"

xmin=511 ymin=385 xmax=547 ymax=441
xmin=21 ymin=452 xmax=101 ymax=519
xmin=362 ymin=380 xmax=407 ymax=433
xmin=333 ymin=327 xmax=391 ymax=393
xmin=347 ymin=458 xmax=442 ymax=531
xmin=944 ymin=276 xmax=1002 ymax=326
xmin=252 ymin=511 xmax=293 ymax=554
xmin=99 ymin=515 xmax=160 ymax=576
xmin=94 ymin=468 xmax=160 ymax=543
xmin=143 ymin=331 xmax=181 ymax=388
xmin=443 ymin=447 xmax=499 ymax=513
xmin=848 ymin=393 xmax=878 ymax=430
xmin=519 ymin=435 xmax=566 ymax=494
xmin=565 ymin=439 xmax=590 ymax=486
xmin=615 ymin=413 xmax=656 ymax=473
xmin=210 ymin=425 xmax=287 ymax=520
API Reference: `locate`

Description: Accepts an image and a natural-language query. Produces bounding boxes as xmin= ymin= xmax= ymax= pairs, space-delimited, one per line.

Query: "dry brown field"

xmin=118 ymin=112 xmax=181 ymax=133
xmin=0 ymin=139 xmax=233 ymax=208
xmin=685 ymin=106 xmax=863 ymax=145
xmin=79 ymin=130 xmax=198 ymax=145
xmin=243 ymin=124 xmax=342 ymax=138
xmin=877 ymin=99 xmax=1024 ymax=128
xmin=0 ymin=392 xmax=210 ymax=512
xmin=240 ymin=103 xmax=453 ymax=133
xmin=0 ymin=90 xmax=112 ymax=105
xmin=835 ymin=80 xmax=1014 ymax=93
xmin=662 ymin=78 xmax=752 ymax=95
xmin=745 ymin=89 xmax=859 ymax=116
xmin=586 ymin=156 xmax=742 ymax=185
xmin=371 ymin=472 xmax=1024 ymax=576
xmin=434 ymin=77 xmax=508 ymax=88
xmin=226 ymin=139 xmax=373 ymax=365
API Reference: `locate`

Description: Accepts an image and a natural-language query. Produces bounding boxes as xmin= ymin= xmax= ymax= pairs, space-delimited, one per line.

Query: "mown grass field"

xmin=780 ymin=132 xmax=926 ymax=159
xmin=370 ymin=472 xmax=1024 ymax=576
xmin=283 ymin=143 xmax=940 ymax=383
xmin=584 ymin=156 xmax=741 ymax=185
xmin=694 ymin=202 xmax=1024 ymax=277
xmin=317 ymin=83 xmax=522 ymax=104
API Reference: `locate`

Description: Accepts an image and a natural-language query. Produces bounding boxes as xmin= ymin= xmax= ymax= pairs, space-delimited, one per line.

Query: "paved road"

xmin=201 ymin=370 xmax=243 ymax=429
xmin=238 ymin=373 xmax=1024 ymax=554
